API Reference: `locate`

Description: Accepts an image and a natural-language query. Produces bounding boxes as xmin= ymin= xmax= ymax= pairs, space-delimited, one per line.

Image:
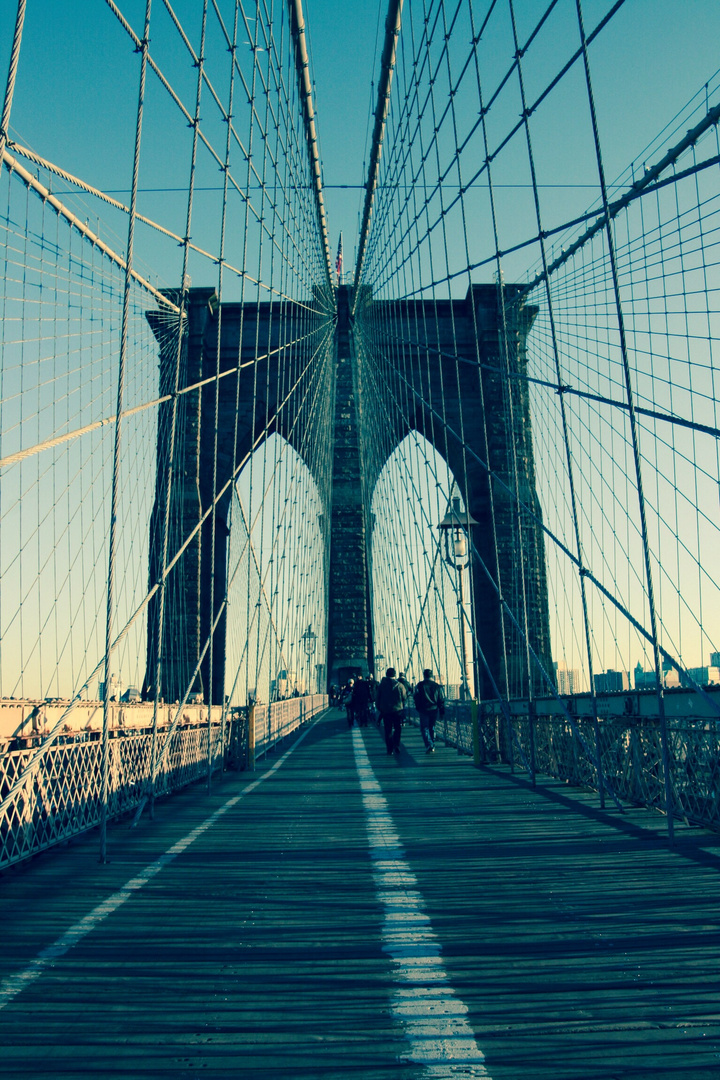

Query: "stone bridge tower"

xmin=143 ymin=283 xmax=551 ymax=705
xmin=334 ymin=283 xmax=552 ymax=700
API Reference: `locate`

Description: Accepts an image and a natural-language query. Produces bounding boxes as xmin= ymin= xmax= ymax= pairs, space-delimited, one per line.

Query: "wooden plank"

xmin=1 ymin=710 xmax=720 ymax=1077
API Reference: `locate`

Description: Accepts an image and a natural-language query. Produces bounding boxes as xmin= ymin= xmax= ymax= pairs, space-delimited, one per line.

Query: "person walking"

xmin=351 ymin=673 xmax=373 ymax=727
xmin=367 ymin=675 xmax=379 ymax=724
xmin=344 ymin=679 xmax=356 ymax=727
xmin=377 ymin=667 xmax=407 ymax=754
xmin=397 ymin=671 xmax=411 ymax=726
xmin=414 ymin=668 xmax=445 ymax=753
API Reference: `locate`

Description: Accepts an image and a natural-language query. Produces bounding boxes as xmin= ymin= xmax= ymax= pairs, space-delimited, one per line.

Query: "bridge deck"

xmin=2 ymin=709 xmax=720 ymax=1079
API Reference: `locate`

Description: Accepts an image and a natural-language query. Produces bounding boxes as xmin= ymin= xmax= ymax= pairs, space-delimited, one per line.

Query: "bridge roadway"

xmin=1 ymin=709 xmax=720 ymax=1079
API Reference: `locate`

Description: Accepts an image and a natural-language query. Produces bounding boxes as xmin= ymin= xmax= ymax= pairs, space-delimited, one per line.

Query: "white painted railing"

xmin=251 ymin=695 xmax=328 ymax=761
xmin=0 ymin=696 xmax=328 ymax=870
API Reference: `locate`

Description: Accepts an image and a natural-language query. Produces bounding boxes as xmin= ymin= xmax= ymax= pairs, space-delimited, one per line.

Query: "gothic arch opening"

xmin=370 ymin=431 xmax=472 ymax=697
xmin=225 ymin=434 xmax=328 ymax=706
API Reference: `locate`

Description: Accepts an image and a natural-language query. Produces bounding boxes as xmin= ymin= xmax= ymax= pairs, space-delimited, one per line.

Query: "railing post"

xmin=248 ymin=705 xmax=255 ymax=772
xmin=505 ymin=705 xmax=515 ymax=773
xmin=528 ymin=698 xmax=537 ymax=787
xmin=471 ymin=700 xmax=481 ymax=767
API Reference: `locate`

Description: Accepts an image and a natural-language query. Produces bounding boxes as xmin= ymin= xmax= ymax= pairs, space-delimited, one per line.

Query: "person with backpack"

xmin=413 ymin=669 xmax=445 ymax=753
xmin=377 ymin=667 xmax=407 ymax=755
xmin=398 ymin=672 xmax=412 ymax=710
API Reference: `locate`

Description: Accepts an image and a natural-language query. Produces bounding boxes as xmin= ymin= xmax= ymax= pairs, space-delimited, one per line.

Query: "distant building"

xmin=682 ymin=666 xmax=720 ymax=687
xmin=710 ymin=652 xmax=720 ymax=669
xmin=594 ymin=669 xmax=629 ymax=693
xmin=634 ymin=662 xmax=657 ymax=690
xmin=635 ymin=659 xmax=720 ymax=689
xmin=554 ymin=661 xmax=580 ymax=695
xmin=98 ymin=673 xmax=120 ymax=701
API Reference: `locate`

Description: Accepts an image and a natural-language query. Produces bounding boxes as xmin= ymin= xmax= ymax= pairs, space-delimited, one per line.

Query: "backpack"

xmin=379 ymin=677 xmax=405 ymax=712
xmin=389 ymin=680 xmax=406 ymax=708
xmin=414 ymin=679 xmax=443 ymax=712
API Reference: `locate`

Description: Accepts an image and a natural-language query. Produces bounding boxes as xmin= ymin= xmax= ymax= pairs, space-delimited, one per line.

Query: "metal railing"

xmin=409 ymin=688 xmax=720 ymax=832
xmin=0 ymin=705 xmax=233 ymax=870
xmin=0 ymin=695 xmax=327 ymax=870
xmin=7 ymin=687 xmax=717 ymax=867
xmin=405 ymin=702 xmax=476 ymax=758
xmin=251 ymin=695 xmax=328 ymax=761
xmin=503 ymin=711 xmax=720 ymax=831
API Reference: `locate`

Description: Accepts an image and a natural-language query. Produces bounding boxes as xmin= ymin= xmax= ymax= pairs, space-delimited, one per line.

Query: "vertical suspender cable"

xmin=494 ymin=1 xmax=537 ymax=781
xmin=506 ymin=0 xmax=606 ymax=805
xmin=431 ymin=0 xmax=477 ymax=701
xmin=224 ymin=0 xmax=255 ymax=746
xmin=0 ymin=0 xmax=27 ymax=703
xmin=575 ymin=0 xmax=673 ymax=842
xmin=100 ymin=0 xmax=152 ymax=862
xmin=464 ymin=2 xmax=515 ymax=762
xmin=193 ymin=2 xmax=211 ymax=783
xmin=150 ymin=0 xmax=208 ymax=811
xmin=207 ymin=0 xmax=239 ymax=791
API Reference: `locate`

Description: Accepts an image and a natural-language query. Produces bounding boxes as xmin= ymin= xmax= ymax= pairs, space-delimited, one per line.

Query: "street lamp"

xmin=301 ymin=624 xmax=317 ymax=694
xmin=437 ymin=496 xmax=478 ymax=700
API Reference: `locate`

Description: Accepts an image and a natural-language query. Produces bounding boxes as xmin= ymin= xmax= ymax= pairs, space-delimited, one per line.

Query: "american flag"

xmin=335 ymin=233 xmax=343 ymax=284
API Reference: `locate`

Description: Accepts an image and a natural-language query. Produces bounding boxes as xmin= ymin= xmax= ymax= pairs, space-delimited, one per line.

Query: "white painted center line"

xmin=352 ymin=728 xmax=491 ymax=1078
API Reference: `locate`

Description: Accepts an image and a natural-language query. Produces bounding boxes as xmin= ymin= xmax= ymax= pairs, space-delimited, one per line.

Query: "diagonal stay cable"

xmin=353 ymin=317 xmax=720 ymax=719
xmin=0 ymin=317 xmax=336 ymax=813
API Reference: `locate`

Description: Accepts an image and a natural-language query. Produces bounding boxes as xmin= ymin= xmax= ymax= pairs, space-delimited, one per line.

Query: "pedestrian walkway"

xmin=1 ymin=709 xmax=720 ymax=1079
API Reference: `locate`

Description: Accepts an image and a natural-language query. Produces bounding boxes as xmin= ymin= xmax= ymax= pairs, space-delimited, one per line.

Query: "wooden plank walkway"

xmin=2 ymin=708 xmax=720 ymax=1079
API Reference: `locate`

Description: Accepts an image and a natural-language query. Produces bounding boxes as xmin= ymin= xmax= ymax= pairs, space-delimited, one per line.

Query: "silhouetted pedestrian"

xmin=398 ymin=672 xmax=411 ymax=722
xmin=351 ymin=674 xmax=373 ymax=726
xmin=414 ymin=668 xmax=445 ymax=753
xmin=344 ymin=680 xmax=355 ymax=727
xmin=377 ymin=667 xmax=407 ymax=754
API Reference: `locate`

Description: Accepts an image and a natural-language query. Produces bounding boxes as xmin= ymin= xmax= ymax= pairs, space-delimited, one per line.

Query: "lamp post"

xmin=301 ymin=624 xmax=317 ymax=694
xmin=438 ymin=496 xmax=478 ymax=700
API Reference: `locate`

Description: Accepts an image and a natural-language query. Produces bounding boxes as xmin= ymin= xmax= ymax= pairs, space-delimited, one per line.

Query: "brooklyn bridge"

xmin=2 ymin=1 xmax=720 ymax=1076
